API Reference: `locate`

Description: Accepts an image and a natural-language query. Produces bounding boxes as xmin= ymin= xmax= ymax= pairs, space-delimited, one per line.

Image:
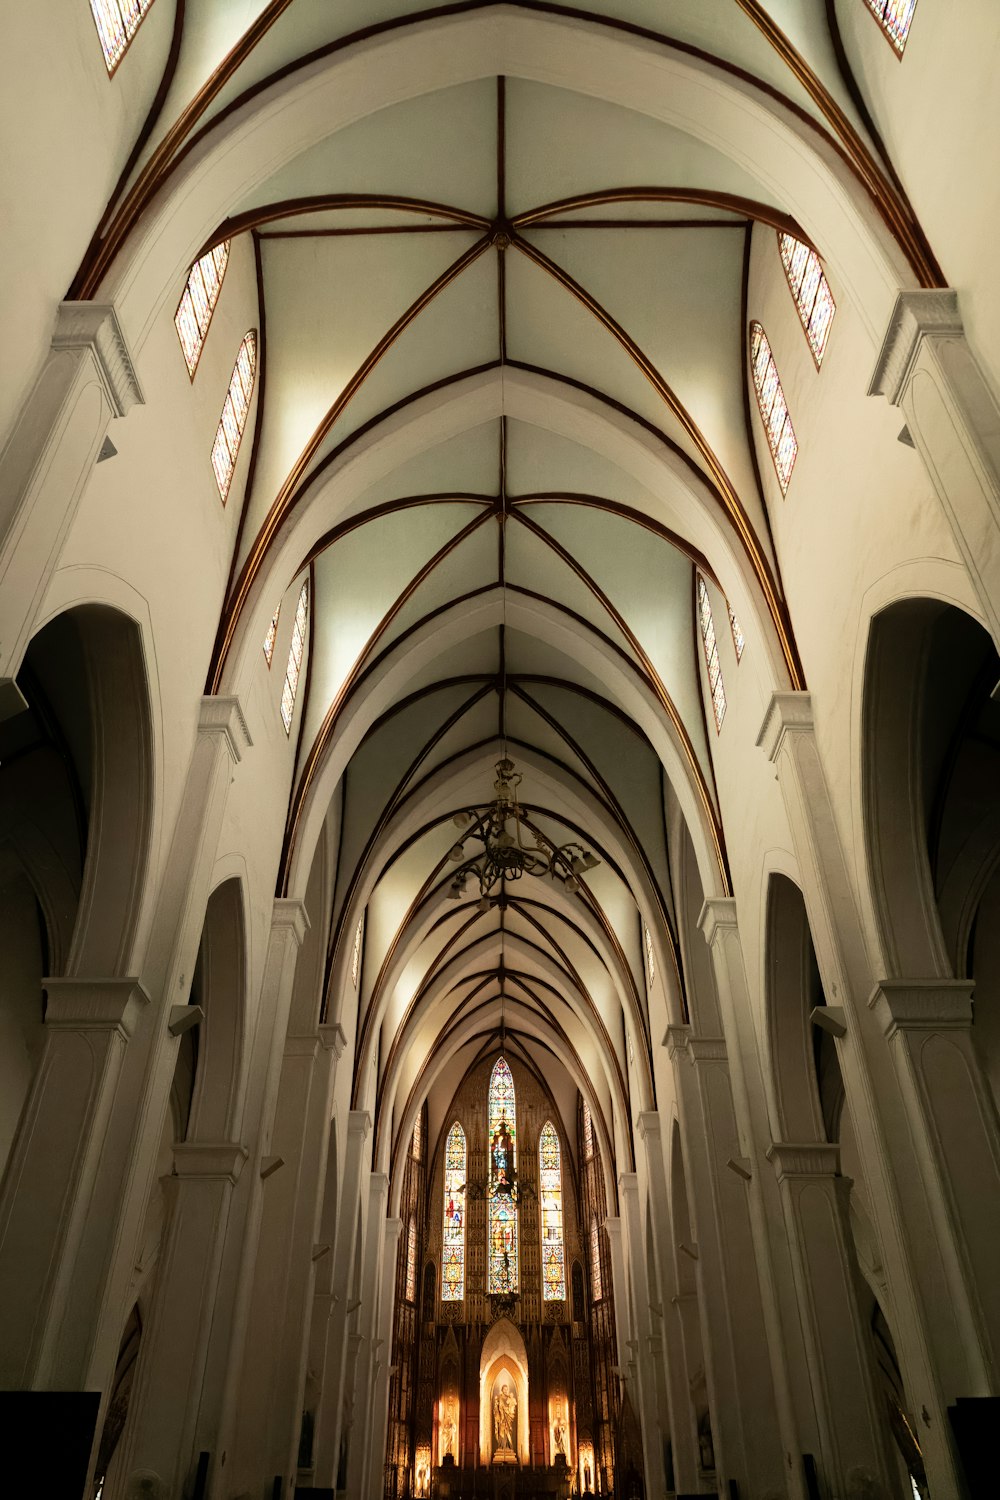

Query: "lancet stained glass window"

xmin=442 ymin=1122 xmax=466 ymax=1301
xmin=412 ymin=1111 xmax=422 ymax=1161
xmin=263 ymin=603 xmax=280 ymax=667
xmin=643 ymin=923 xmax=656 ymax=986
xmin=864 ymin=0 xmax=917 ymax=55
xmin=729 ymin=607 xmax=746 ymax=662
xmin=405 ymin=1218 xmax=417 ymax=1303
xmin=175 ymin=242 xmax=230 ymax=377
xmin=749 ymin=322 xmax=797 ymax=495
xmin=590 ymin=1216 xmax=603 ymax=1302
xmin=351 ymin=915 xmax=364 ymax=989
xmin=539 ymin=1122 xmax=565 ymax=1300
xmin=488 ymin=1058 xmax=518 ymax=1294
xmin=697 ymin=575 xmax=727 ymax=732
xmin=280 ymin=581 xmax=308 ymax=734
xmin=582 ymin=1101 xmax=594 ymax=1161
xmin=212 ymin=332 xmax=257 ymax=503
xmin=777 ymin=233 xmax=836 ymax=367
xmin=90 ymin=0 xmax=155 ymax=74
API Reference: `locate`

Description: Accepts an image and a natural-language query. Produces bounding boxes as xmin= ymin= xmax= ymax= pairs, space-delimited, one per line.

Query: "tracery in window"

xmin=777 ymin=233 xmax=836 ymax=367
xmin=280 ymin=580 xmax=308 ymax=734
xmin=643 ymin=923 xmax=655 ymax=986
xmin=263 ymin=603 xmax=280 ymax=667
xmin=488 ymin=1059 xmax=518 ymax=1294
xmin=590 ymin=1216 xmax=603 ymax=1302
xmin=442 ymin=1122 xmax=466 ymax=1302
xmin=697 ymin=575 xmax=727 ymax=732
xmin=350 ymin=915 xmax=364 ymax=989
xmin=405 ymin=1218 xmax=417 ymax=1303
xmin=175 ymin=242 xmax=230 ymax=377
xmin=864 ymin=0 xmax=917 ymax=55
xmin=90 ymin=0 xmax=155 ymax=74
xmin=539 ymin=1121 xmax=565 ymax=1301
xmin=749 ymin=322 xmax=797 ymax=495
xmin=211 ymin=331 xmax=257 ymax=503
xmin=728 ymin=606 xmax=746 ymax=662
xmin=582 ymin=1101 xmax=594 ymax=1161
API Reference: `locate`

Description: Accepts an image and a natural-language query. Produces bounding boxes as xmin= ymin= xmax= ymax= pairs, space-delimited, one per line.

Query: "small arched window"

xmin=175 ymin=242 xmax=230 ymax=377
xmin=864 ymin=0 xmax=917 ymax=56
xmin=777 ymin=234 xmax=835 ymax=367
xmin=590 ymin=1216 xmax=603 ymax=1302
xmin=749 ymin=323 xmax=797 ymax=495
xmin=697 ymin=575 xmax=726 ymax=732
xmin=90 ymin=0 xmax=155 ymax=74
xmin=442 ymin=1122 xmax=466 ymax=1302
xmin=280 ymin=581 xmax=309 ymax=734
xmin=539 ymin=1122 xmax=565 ymax=1300
xmin=212 ymin=332 xmax=257 ymax=503
xmin=728 ymin=606 xmax=746 ymax=662
xmin=405 ymin=1218 xmax=417 ymax=1303
xmin=262 ymin=603 xmax=280 ymax=667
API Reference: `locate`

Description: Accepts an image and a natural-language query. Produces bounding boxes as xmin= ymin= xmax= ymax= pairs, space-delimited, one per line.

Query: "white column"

xmin=636 ymin=1113 xmax=699 ymax=1494
xmin=366 ymin=1216 xmax=403 ymax=1500
xmin=869 ymin=290 xmax=1000 ymax=646
xmin=767 ymin=1142 xmax=894 ymax=1497
xmin=346 ymin=1173 xmax=390 ymax=1500
xmin=758 ymin=691 xmax=972 ymax=1496
xmin=666 ymin=1026 xmax=787 ymax=1499
xmin=313 ymin=1109 xmax=372 ymax=1488
xmin=618 ymin=1173 xmax=665 ymax=1498
xmin=604 ymin=1214 xmax=630 ymax=1379
xmin=0 ymin=303 xmax=143 ymax=709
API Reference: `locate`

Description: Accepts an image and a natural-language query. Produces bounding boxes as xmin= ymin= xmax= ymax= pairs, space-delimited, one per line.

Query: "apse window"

xmin=728 ymin=606 xmax=746 ymax=662
xmin=488 ymin=1058 xmax=519 ymax=1294
xmin=212 ymin=331 xmax=257 ymax=503
xmin=697 ymin=575 xmax=727 ymax=733
xmin=350 ymin=915 xmax=364 ymax=988
xmin=749 ymin=322 xmax=798 ymax=495
xmin=262 ymin=603 xmax=280 ymax=667
xmin=90 ymin=0 xmax=155 ymax=73
xmin=280 ymin=580 xmax=309 ymax=733
xmin=442 ymin=1122 xmax=466 ymax=1301
xmin=777 ymin=233 xmax=836 ymax=367
xmin=175 ymin=242 xmax=230 ymax=377
xmin=539 ymin=1122 xmax=565 ymax=1301
xmin=864 ymin=0 xmax=917 ymax=55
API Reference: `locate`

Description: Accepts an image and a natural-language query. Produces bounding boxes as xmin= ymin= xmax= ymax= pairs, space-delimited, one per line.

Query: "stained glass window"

xmin=864 ymin=0 xmax=917 ymax=55
xmin=351 ymin=915 xmax=364 ymax=988
xmin=582 ymin=1101 xmax=594 ymax=1161
xmin=175 ymin=242 xmax=230 ymax=377
xmin=539 ymin=1122 xmax=565 ymax=1300
xmin=749 ymin=323 xmax=797 ymax=495
xmin=728 ymin=607 xmax=746 ymax=662
xmin=697 ymin=575 xmax=727 ymax=732
xmin=590 ymin=1216 xmax=603 ymax=1302
xmin=280 ymin=580 xmax=308 ymax=734
xmin=643 ymin=923 xmax=655 ymax=986
xmin=488 ymin=1058 xmax=518 ymax=1294
xmin=777 ymin=234 xmax=836 ymax=366
xmin=412 ymin=1111 xmax=422 ymax=1161
xmin=442 ymin=1122 xmax=466 ymax=1301
xmin=90 ymin=0 xmax=155 ymax=74
xmin=211 ymin=331 xmax=257 ymax=503
xmin=405 ymin=1218 xmax=417 ymax=1303
xmin=263 ymin=603 xmax=280 ymax=667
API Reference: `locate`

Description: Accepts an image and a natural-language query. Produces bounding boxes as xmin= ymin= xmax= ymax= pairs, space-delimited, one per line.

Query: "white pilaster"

xmin=618 ymin=1172 xmax=665 ymax=1497
xmin=346 ymin=1172 xmax=390 ymax=1500
xmin=366 ymin=1215 xmax=403 ymax=1500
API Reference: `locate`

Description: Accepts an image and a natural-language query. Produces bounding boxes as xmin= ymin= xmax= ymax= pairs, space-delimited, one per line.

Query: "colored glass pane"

xmin=590 ymin=1217 xmax=603 ymax=1302
xmin=442 ymin=1122 xmax=466 ymax=1301
xmin=405 ymin=1219 xmax=417 ymax=1303
xmin=90 ymin=0 xmax=155 ymax=73
xmin=280 ymin=580 xmax=308 ymax=733
xmin=351 ymin=916 xmax=363 ymax=988
xmin=488 ymin=1058 xmax=518 ymax=1294
xmin=582 ymin=1101 xmax=594 ymax=1161
xmin=749 ymin=323 xmax=797 ymax=495
xmin=263 ymin=603 xmax=280 ymax=666
xmin=864 ymin=0 xmax=917 ymax=54
xmin=211 ymin=331 xmax=257 ymax=503
xmin=644 ymin=923 xmax=655 ymax=986
xmin=412 ymin=1111 xmax=422 ymax=1161
xmin=697 ymin=575 xmax=726 ymax=732
xmin=539 ymin=1122 xmax=565 ymax=1300
xmin=777 ymin=233 xmax=836 ymax=365
xmin=728 ymin=607 xmax=745 ymax=661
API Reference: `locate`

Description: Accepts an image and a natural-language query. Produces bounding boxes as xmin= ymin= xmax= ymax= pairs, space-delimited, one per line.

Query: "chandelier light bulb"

xmin=448 ymin=843 xmax=465 ymax=862
xmin=565 ymin=876 xmax=580 ymax=893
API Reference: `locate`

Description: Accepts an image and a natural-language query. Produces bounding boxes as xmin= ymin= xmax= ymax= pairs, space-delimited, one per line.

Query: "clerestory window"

xmin=175 ymin=242 xmax=230 ymax=377
xmin=280 ymin=580 xmax=308 ymax=734
xmin=749 ymin=322 xmax=798 ymax=495
xmin=90 ymin=0 xmax=155 ymax=74
xmin=212 ymin=332 xmax=257 ymax=504
xmin=697 ymin=575 xmax=726 ymax=732
xmin=777 ymin=233 xmax=835 ymax=367
xmin=864 ymin=0 xmax=917 ymax=56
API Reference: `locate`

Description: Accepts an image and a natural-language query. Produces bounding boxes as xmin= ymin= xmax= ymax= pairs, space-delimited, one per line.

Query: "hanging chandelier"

xmin=445 ymin=756 xmax=599 ymax=909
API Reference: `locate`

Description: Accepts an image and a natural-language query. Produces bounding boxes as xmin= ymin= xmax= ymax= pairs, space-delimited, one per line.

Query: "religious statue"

xmin=491 ymin=1112 xmax=515 ymax=1190
xmin=440 ymin=1404 xmax=457 ymax=1461
xmin=552 ymin=1412 xmax=568 ymax=1461
xmin=492 ymin=1381 xmax=517 ymax=1457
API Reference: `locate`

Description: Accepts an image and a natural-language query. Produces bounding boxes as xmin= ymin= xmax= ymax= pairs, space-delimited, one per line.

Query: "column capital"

xmin=43 ymin=976 xmax=149 ymax=1038
xmin=618 ymin=1171 xmax=639 ymax=1203
xmin=348 ymin=1109 xmax=372 ymax=1141
xmin=756 ymin=690 xmax=813 ymax=763
xmin=636 ymin=1111 xmax=661 ymax=1143
xmin=698 ymin=897 xmax=738 ymax=946
xmin=868 ymin=289 xmax=963 ymax=406
xmin=52 ymin=301 xmax=144 ymax=415
xmin=869 ymin=978 xmax=974 ymax=1036
xmin=172 ymin=1140 xmax=248 ymax=1183
xmin=319 ymin=1021 xmax=347 ymax=1057
xmin=272 ymin=896 xmax=310 ymax=948
xmin=665 ymin=1024 xmax=727 ymax=1064
xmin=766 ymin=1141 xmax=840 ymax=1181
xmin=198 ymin=694 xmax=252 ymax=763
xmin=664 ymin=1022 xmax=691 ymax=1059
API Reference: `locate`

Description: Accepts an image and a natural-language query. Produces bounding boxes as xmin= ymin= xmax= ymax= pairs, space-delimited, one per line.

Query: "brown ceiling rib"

xmin=513 ymin=188 xmax=805 ymax=238
xmin=208 ymin=194 xmax=491 ymax=245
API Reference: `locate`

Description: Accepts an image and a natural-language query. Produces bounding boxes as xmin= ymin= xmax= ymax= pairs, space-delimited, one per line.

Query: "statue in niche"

xmin=440 ymin=1402 xmax=458 ymax=1461
xmin=492 ymin=1380 xmax=517 ymax=1458
xmin=552 ymin=1411 xmax=568 ymax=1462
